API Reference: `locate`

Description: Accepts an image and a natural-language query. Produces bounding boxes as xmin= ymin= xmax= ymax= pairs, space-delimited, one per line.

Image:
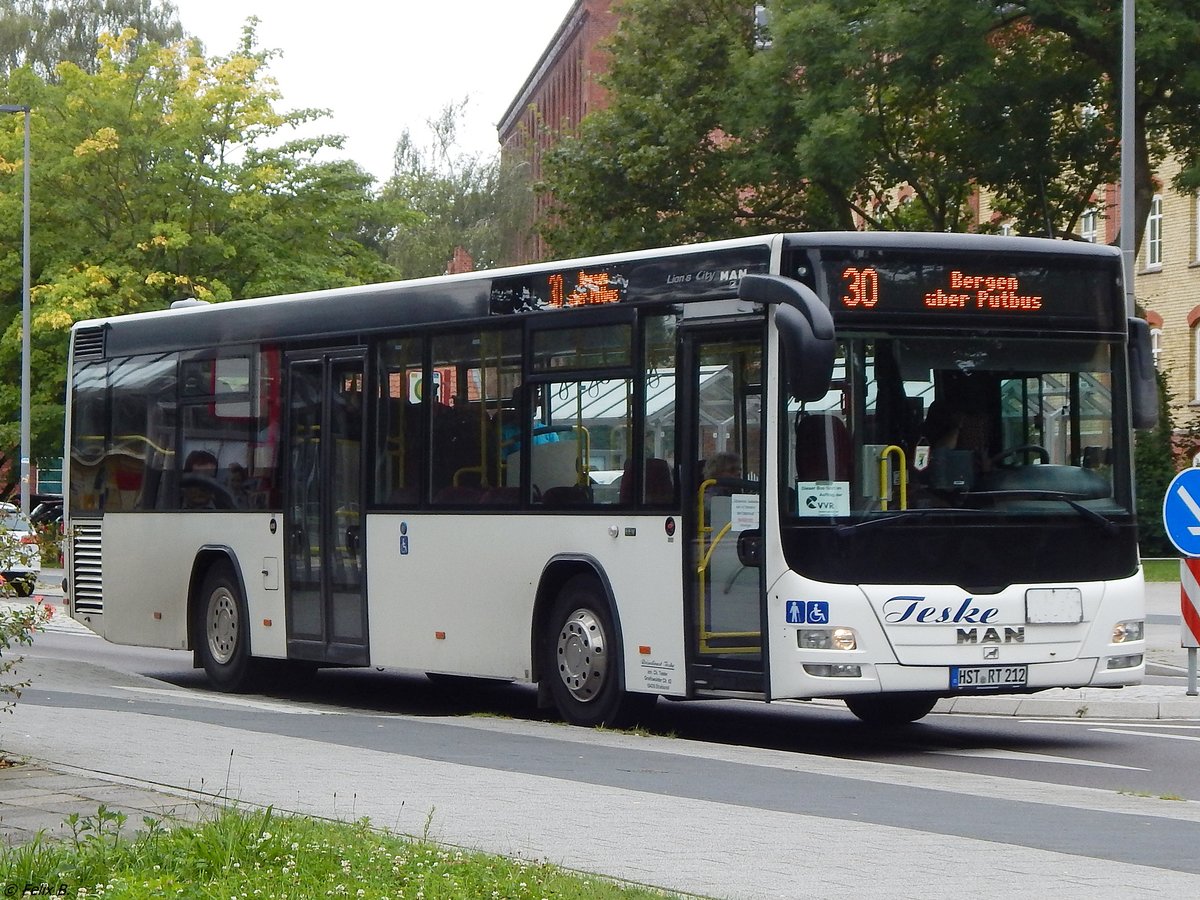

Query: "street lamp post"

xmin=1120 ymin=0 xmax=1135 ymax=317
xmin=1 ymin=104 xmax=31 ymax=515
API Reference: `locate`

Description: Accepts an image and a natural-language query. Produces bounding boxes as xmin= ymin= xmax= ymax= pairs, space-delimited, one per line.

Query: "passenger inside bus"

xmin=917 ymin=376 xmax=995 ymax=493
xmin=181 ymin=449 xmax=219 ymax=509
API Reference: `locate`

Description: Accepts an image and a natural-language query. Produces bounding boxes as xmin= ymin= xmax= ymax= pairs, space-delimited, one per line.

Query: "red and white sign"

xmin=1180 ymin=558 xmax=1200 ymax=648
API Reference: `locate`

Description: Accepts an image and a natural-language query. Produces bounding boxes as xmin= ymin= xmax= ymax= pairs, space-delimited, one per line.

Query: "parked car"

xmin=30 ymin=497 xmax=63 ymax=530
xmin=0 ymin=501 xmax=41 ymax=597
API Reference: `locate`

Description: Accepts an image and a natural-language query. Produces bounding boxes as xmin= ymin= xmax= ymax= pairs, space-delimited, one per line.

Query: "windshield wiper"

xmin=948 ymin=489 xmax=1122 ymax=535
xmin=833 ymin=497 xmax=1118 ymax=536
xmin=1063 ymin=498 xmax=1120 ymax=536
xmin=835 ymin=509 xmax=944 ymax=535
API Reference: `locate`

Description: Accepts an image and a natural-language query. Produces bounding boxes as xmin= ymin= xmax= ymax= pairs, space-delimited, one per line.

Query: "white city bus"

xmin=64 ymin=232 xmax=1158 ymax=726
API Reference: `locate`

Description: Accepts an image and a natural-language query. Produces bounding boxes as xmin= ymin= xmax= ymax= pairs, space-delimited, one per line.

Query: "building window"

xmin=1194 ymin=324 xmax=1200 ymax=402
xmin=1151 ymin=327 xmax=1162 ymax=370
xmin=1146 ymin=194 xmax=1163 ymax=269
xmin=1080 ymin=208 xmax=1098 ymax=243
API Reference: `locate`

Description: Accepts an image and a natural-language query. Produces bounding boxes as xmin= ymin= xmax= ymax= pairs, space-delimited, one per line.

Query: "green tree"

xmin=0 ymin=26 xmax=399 ymax=498
xmin=0 ymin=0 xmax=182 ymax=80
xmin=538 ymin=0 xmax=1200 ymax=253
xmin=380 ymin=100 xmax=531 ymax=278
xmin=539 ymin=0 xmax=763 ymax=257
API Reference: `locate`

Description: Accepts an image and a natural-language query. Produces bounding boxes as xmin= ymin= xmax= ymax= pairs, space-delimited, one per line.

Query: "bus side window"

xmin=374 ymin=339 xmax=424 ymax=506
xmin=430 ymin=401 xmax=483 ymax=504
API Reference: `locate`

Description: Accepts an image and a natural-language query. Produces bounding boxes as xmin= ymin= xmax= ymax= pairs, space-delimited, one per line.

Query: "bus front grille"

xmin=71 ymin=521 xmax=104 ymax=617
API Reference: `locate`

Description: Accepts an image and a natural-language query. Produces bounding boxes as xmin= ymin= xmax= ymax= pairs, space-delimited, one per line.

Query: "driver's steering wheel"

xmin=989 ymin=444 xmax=1050 ymax=467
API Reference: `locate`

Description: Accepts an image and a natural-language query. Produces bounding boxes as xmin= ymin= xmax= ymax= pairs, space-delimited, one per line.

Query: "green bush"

xmin=1136 ymin=369 xmax=1177 ymax=557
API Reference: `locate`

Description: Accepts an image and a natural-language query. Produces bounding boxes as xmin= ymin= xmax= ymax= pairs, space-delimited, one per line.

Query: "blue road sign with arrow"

xmin=1162 ymin=469 xmax=1200 ymax=557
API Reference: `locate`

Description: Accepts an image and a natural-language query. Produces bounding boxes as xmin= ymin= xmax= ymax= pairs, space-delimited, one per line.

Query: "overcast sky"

xmin=170 ymin=0 xmax=574 ymax=183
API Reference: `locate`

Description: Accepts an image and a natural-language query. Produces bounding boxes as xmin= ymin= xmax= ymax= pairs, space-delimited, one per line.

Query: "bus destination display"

xmin=490 ymin=246 xmax=770 ymax=315
xmin=822 ymin=253 xmax=1121 ymax=330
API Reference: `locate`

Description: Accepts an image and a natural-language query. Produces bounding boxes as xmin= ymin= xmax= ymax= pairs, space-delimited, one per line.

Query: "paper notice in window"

xmin=731 ymin=493 xmax=760 ymax=530
xmin=796 ymin=482 xmax=850 ymax=517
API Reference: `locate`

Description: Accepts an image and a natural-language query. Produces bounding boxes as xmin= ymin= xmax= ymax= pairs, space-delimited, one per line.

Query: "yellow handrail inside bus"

xmin=574 ymin=424 xmax=591 ymax=484
xmin=695 ymin=478 xmax=760 ymax=654
xmin=878 ymin=444 xmax=907 ymax=511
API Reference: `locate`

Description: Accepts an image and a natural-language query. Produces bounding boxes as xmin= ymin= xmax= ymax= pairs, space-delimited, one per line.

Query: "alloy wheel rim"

xmin=207 ymin=588 xmax=239 ymax=664
xmin=556 ymin=607 xmax=608 ymax=703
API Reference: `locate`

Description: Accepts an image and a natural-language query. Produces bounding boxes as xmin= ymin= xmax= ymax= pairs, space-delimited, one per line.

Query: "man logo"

xmin=956 ymin=627 xmax=1025 ymax=644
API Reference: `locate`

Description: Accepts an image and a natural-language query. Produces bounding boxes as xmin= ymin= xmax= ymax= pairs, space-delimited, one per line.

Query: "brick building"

xmin=1121 ymin=156 xmax=1200 ymax=433
xmin=497 ymin=0 xmax=618 ymax=263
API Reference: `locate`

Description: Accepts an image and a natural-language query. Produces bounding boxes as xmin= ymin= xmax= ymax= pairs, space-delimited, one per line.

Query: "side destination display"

xmin=489 ymin=246 xmax=771 ymax=315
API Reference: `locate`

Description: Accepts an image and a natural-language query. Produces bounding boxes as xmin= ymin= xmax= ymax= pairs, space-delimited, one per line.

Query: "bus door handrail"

xmin=696 ymin=478 xmax=761 ymax=654
xmin=878 ymin=445 xmax=908 ymax=511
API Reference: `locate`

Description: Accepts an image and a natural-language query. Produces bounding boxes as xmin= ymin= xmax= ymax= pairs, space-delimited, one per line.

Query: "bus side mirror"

xmin=738 ymin=274 xmax=835 ymax=402
xmin=1127 ymin=317 xmax=1159 ymax=431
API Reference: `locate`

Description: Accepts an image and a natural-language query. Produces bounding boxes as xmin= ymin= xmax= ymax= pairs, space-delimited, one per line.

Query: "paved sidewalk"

xmin=0 ymin=763 xmax=216 ymax=847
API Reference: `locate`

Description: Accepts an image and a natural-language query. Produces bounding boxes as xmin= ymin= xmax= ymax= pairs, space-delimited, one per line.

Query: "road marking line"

xmin=1019 ymin=720 xmax=1200 ymax=729
xmin=1092 ymin=727 xmax=1200 ymax=743
xmin=928 ymin=748 xmax=1146 ymax=770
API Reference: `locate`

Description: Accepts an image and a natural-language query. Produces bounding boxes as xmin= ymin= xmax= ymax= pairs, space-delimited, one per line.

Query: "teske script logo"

xmin=882 ymin=596 xmax=1001 ymax=625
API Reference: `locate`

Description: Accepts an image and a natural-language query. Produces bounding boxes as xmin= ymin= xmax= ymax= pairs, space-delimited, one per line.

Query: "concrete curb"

xmin=936 ymin=688 xmax=1200 ymax=719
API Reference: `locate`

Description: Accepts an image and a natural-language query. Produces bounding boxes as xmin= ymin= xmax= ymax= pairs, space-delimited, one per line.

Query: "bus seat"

xmin=645 ymin=458 xmax=674 ymax=504
xmin=388 ymin=486 xmax=419 ymax=506
xmin=541 ymin=484 xmax=592 ymax=508
xmin=479 ymin=486 xmax=519 ymax=506
xmin=432 ymin=484 xmax=482 ymax=505
xmin=796 ymin=413 xmax=851 ymax=482
xmin=619 ymin=457 xmax=674 ymax=504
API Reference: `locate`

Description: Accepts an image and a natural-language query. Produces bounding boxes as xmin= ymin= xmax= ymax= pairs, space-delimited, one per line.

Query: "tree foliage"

xmin=1135 ymin=368 xmax=1177 ymax=557
xmin=539 ymin=0 xmax=763 ymax=256
xmin=538 ymin=0 xmax=1200 ymax=255
xmin=0 ymin=0 xmax=182 ymax=80
xmin=0 ymin=26 xmax=400 ymax=497
xmin=380 ymin=100 xmax=532 ymax=278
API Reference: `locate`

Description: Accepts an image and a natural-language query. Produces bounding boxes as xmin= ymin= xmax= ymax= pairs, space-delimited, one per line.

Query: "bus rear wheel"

xmin=844 ymin=692 xmax=938 ymax=726
xmin=542 ymin=574 xmax=655 ymax=728
xmin=197 ymin=561 xmax=254 ymax=692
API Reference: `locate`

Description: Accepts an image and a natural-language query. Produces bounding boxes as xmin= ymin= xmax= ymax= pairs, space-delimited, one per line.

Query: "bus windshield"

xmin=786 ymin=334 xmax=1129 ymax=521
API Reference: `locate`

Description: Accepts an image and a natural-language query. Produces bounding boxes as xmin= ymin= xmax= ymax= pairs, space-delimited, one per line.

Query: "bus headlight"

xmin=798 ymin=627 xmax=857 ymax=651
xmin=1112 ymin=620 xmax=1144 ymax=643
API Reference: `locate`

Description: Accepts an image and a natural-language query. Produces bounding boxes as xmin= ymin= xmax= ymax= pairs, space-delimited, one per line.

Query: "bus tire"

xmin=197 ymin=561 xmax=254 ymax=692
xmin=844 ymin=692 xmax=938 ymax=726
xmin=542 ymin=574 xmax=655 ymax=728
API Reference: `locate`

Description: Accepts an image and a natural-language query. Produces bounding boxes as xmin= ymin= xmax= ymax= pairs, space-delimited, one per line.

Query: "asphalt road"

xmin=6 ymin=628 xmax=1200 ymax=897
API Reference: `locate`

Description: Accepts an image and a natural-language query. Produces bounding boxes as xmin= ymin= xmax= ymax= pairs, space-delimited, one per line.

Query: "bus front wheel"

xmin=542 ymin=574 xmax=655 ymax=728
xmin=197 ymin=561 xmax=254 ymax=692
xmin=844 ymin=692 xmax=938 ymax=726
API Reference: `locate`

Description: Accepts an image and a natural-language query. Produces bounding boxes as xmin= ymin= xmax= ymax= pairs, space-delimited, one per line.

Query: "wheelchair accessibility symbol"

xmin=785 ymin=600 xmax=830 ymax=625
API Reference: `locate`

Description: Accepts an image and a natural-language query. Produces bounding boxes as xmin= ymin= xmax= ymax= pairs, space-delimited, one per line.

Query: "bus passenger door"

xmin=284 ymin=351 xmax=369 ymax=665
xmin=682 ymin=330 xmax=766 ymax=695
